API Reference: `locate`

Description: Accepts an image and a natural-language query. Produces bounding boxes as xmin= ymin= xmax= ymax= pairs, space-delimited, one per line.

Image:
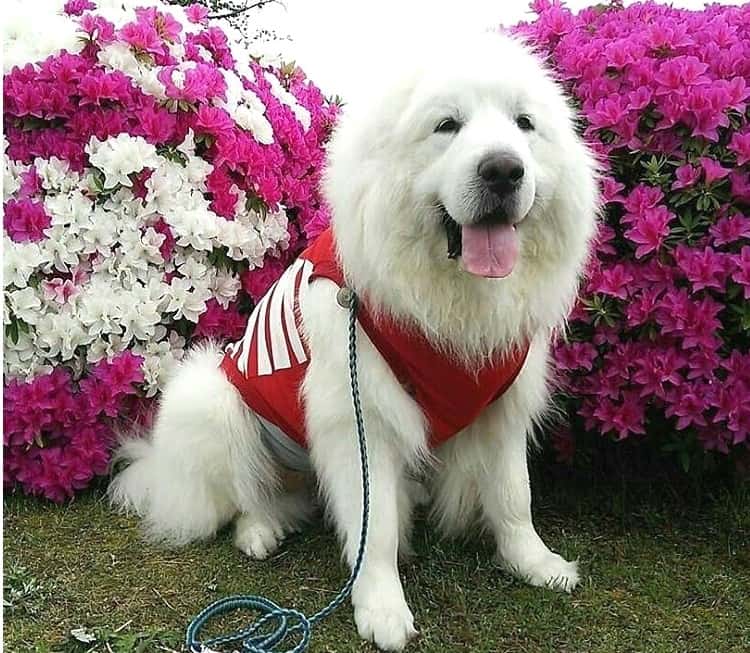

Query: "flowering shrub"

xmin=3 ymin=0 xmax=337 ymax=501
xmin=516 ymin=1 xmax=750 ymax=465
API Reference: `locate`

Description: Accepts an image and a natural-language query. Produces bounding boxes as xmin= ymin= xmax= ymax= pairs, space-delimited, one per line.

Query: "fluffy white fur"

xmin=109 ymin=34 xmax=598 ymax=652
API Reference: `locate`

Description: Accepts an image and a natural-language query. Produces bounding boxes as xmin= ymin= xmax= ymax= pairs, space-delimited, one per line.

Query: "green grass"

xmin=4 ymin=465 xmax=749 ymax=653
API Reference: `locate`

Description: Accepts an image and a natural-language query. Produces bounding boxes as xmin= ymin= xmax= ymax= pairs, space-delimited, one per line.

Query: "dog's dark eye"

xmin=516 ymin=114 xmax=535 ymax=131
xmin=435 ymin=118 xmax=461 ymax=134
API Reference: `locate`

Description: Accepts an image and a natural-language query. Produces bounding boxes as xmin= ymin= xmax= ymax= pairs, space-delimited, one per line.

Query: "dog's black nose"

xmin=477 ymin=153 xmax=525 ymax=196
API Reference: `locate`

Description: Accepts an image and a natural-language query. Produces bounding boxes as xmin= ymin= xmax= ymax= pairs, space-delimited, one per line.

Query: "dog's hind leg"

xmin=110 ymin=344 xmax=281 ymax=548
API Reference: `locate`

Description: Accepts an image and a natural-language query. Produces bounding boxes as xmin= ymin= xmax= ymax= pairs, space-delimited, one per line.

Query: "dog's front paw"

xmin=508 ymin=551 xmax=580 ymax=593
xmin=234 ymin=515 xmax=283 ymax=560
xmin=354 ymin=600 xmax=417 ymax=652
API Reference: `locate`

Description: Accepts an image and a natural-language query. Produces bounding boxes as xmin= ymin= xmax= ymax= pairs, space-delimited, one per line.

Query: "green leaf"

xmin=6 ymin=320 xmax=19 ymax=345
xmin=680 ymin=449 xmax=691 ymax=474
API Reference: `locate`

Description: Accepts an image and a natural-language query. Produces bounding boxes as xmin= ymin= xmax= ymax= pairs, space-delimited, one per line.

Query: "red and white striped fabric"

xmin=226 ymin=257 xmax=313 ymax=378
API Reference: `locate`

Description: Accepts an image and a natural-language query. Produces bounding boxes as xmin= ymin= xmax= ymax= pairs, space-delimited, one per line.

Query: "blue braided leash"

xmin=186 ymin=290 xmax=370 ymax=653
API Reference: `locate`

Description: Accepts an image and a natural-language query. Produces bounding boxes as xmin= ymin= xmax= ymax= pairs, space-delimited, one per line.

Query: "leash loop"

xmin=186 ymin=289 xmax=369 ymax=653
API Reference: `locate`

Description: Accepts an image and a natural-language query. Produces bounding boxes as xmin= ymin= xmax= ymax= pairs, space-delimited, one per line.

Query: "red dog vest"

xmin=221 ymin=228 xmax=529 ymax=450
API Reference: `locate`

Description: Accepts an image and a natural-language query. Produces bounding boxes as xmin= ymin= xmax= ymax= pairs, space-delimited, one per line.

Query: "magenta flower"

xmin=194 ymin=300 xmax=247 ymax=341
xmin=699 ymin=156 xmax=731 ymax=185
xmin=730 ymin=246 xmax=750 ymax=299
xmin=119 ymin=21 xmax=164 ymax=57
xmin=589 ymin=263 xmax=634 ymax=299
xmin=589 ymin=96 xmax=630 ymax=130
xmin=63 ymin=0 xmax=95 ymax=16
xmin=665 ymin=385 xmax=709 ymax=430
xmin=624 ymin=206 xmax=673 ymax=258
xmin=686 ymin=348 xmax=719 ymax=381
xmin=510 ymin=0 xmax=750 ymax=461
xmin=185 ymin=4 xmax=209 ymax=24
xmin=158 ymin=63 xmax=226 ymax=104
xmin=594 ymin=391 xmax=646 ymax=440
xmin=151 ymin=217 xmax=176 ymax=261
xmin=653 ymin=56 xmax=709 ymax=94
xmin=672 ymin=164 xmax=700 ymax=190
xmin=91 ymin=351 xmax=145 ymax=395
xmin=674 ymin=245 xmax=727 ymax=292
xmin=601 ymin=176 xmax=626 ymax=204
xmin=730 ymin=170 xmax=750 ymax=203
xmin=623 ymin=184 xmax=664 ymax=217
xmin=193 ymin=105 xmax=235 ymax=138
xmin=722 ymin=351 xmax=750 ymax=385
xmin=594 ymin=223 xmax=617 ymax=257
xmin=78 ymin=14 xmax=116 ymax=44
xmin=3 ymin=199 xmax=51 ymax=242
xmin=135 ymin=105 xmax=177 ymax=144
xmin=729 ymin=130 xmax=750 ymax=166
xmin=632 ymin=347 xmax=686 ymax=399
xmin=625 ymin=287 xmax=661 ymax=327
xmin=681 ymin=295 xmax=723 ymax=350
xmin=241 ymin=257 xmax=288 ymax=302
xmin=135 ymin=7 xmax=182 ymax=44
xmin=554 ymin=341 xmax=598 ymax=372
xmin=710 ymin=213 xmax=750 ymax=246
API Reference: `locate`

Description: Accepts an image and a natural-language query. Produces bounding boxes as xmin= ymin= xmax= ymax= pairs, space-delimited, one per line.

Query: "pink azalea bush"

xmin=3 ymin=0 xmax=337 ymax=501
xmin=516 ymin=1 xmax=750 ymax=465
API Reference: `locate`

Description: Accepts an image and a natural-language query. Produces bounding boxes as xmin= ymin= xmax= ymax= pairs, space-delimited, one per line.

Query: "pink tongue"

xmin=461 ymin=222 xmax=519 ymax=278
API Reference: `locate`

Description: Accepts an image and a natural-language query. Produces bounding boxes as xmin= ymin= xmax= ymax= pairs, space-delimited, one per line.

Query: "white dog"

xmin=110 ymin=33 xmax=598 ymax=651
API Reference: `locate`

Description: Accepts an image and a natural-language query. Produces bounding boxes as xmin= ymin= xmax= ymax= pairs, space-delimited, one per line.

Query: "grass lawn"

xmin=4 ymin=460 xmax=749 ymax=653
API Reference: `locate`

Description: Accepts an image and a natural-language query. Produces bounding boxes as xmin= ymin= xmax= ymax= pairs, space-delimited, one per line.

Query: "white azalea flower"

xmin=40 ymin=225 xmax=84 ymax=272
xmin=141 ymin=227 xmax=166 ymax=263
xmin=183 ymin=155 xmax=213 ymax=186
xmin=3 ymin=330 xmax=50 ymax=380
xmin=133 ymin=67 xmax=167 ymax=101
xmin=86 ymin=134 xmax=161 ymax=189
xmin=97 ymin=42 xmax=142 ymax=78
xmin=211 ymin=271 xmax=242 ymax=308
xmin=178 ymin=256 xmax=210 ymax=284
xmin=234 ymin=105 xmax=274 ymax=145
xmin=177 ymin=130 xmax=197 ymax=158
xmin=167 ymin=207 xmax=220 ymax=252
xmin=77 ymin=281 xmax=125 ymax=337
xmin=35 ymin=157 xmax=79 ymax=194
xmin=166 ymin=277 xmax=211 ymax=323
xmin=3 ymin=0 xmax=84 ymax=72
xmin=8 ymin=287 xmax=43 ymax=325
xmin=120 ymin=294 xmax=162 ymax=344
xmin=258 ymin=209 xmax=291 ymax=250
xmin=146 ymin=163 xmax=188 ymax=211
xmin=44 ymin=192 xmax=93 ymax=229
xmin=4 ymin=240 xmax=45 ymax=288
xmin=4 ymin=156 xmax=27 ymax=201
xmin=79 ymin=209 xmax=119 ymax=257
xmin=35 ymin=310 xmax=92 ymax=361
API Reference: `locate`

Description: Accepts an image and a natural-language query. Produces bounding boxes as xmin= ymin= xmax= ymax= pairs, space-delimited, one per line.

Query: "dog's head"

xmin=325 ymin=33 xmax=599 ymax=344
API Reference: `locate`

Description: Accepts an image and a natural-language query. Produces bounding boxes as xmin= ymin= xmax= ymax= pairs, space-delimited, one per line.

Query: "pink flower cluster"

xmin=3 ymin=0 xmax=337 ymax=501
xmin=3 ymin=352 xmax=144 ymax=502
xmin=516 ymin=1 xmax=750 ymax=461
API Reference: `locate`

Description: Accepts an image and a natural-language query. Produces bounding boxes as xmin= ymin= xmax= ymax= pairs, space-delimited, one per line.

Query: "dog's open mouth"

xmin=441 ymin=207 xmax=519 ymax=279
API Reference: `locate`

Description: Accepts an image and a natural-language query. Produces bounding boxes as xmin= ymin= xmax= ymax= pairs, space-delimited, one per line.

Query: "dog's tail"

xmin=107 ymin=430 xmax=154 ymax=515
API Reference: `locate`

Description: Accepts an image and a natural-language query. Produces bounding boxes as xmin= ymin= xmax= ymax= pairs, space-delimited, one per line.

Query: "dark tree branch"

xmin=208 ymin=0 xmax=278 ymax=20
